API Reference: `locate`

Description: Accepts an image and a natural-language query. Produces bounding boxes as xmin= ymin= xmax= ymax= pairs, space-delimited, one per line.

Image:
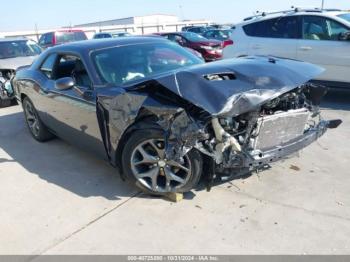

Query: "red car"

xmin=38 ymin=29 xmax=87 ymax=49
xmin=156 ymin=32 xmax=223 ymax=62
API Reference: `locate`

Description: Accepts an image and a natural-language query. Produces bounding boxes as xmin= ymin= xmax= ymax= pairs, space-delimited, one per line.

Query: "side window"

xmin=55 ymin=55 xmax=92 ymax=87
xmin=189 ymin=28 xmax=200 ymax=33
xmin=243 ymin=17 xmax=299 ymax=39
xmin=39 ymin=34 xmax=46 ymax=46
xmin=271 ymin=17 xmax=299 ymax=38
xmin=302 ymin=16 xmax=348 ymax=41
xmin=40 ymin=54 xmax=57 ymax=78
xmin=303 ymin=16 xmax=329 ymax=40
xmin=328 ymin=20 xmax=349 ymax=40
xmin=48 ymin=33 xmax=54 ymax=44
xmin=166 ymin=34 xmax=176 ymax=42
xmin=39 ymin=33 xmax=54 ymax=45
xmin=205 ymin=31 xmax=214 ymax=38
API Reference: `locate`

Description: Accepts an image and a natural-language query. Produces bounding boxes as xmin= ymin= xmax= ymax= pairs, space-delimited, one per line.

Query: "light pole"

xmin=321 ymin=0 xmax=325 ymax=10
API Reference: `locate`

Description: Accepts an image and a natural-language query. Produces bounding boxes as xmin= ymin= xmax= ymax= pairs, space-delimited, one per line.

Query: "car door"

xmin=297 ymin=15 xmax=350 ymax=83
xmin=245 ymin=16 xmax=299 ymax=59
xmin=41 ymin=53 xmax=107 ymax=159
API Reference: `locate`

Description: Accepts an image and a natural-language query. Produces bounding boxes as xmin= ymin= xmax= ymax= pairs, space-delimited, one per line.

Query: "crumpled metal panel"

xmin=151 ymin=56 xmax=324 ymax=116
xmin=97 ymin=56 xmax=325 ymax=167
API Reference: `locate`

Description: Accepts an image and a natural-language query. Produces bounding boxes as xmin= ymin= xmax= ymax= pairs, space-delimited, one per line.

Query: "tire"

xmin=22 ymin=97 xmax=54 ymax=142
xmin=0 ymin=97 xmax=12 ymax=108
xmin=122 ymin=129 xmax=203 ymax=195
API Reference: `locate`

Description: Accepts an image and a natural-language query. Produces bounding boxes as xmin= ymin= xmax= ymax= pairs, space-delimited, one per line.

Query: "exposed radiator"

xmin=253 ymin=109 xmax=310 ymax=151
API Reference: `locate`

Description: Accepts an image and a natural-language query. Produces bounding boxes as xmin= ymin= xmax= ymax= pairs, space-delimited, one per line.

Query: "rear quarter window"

xmin=243 ymin=17 xmax=299 ymax=39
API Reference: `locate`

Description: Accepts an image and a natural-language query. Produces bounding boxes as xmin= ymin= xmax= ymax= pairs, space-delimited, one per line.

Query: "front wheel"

xmin=122 ymin=129 xmax=203 ymax=195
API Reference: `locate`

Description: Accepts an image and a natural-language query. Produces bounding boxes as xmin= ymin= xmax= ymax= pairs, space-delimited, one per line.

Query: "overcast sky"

xmin=1 ymin=0 xmax=349 ymax=32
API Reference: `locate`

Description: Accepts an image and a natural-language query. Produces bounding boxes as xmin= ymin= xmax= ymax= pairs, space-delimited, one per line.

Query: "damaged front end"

xmin=0 ymin=69 xmax=16 ymax=107
xmin=98 ymin=56 xmax=341 ymax=190
xmin=150 ymin=56 xmax=342 ymax=186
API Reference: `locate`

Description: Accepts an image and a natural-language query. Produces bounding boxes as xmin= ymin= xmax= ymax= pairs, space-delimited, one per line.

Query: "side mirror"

xmin=339 ymin=31 xmax=350 ymax=41
xmin=55 ymin=77 xmax=75 ymax=90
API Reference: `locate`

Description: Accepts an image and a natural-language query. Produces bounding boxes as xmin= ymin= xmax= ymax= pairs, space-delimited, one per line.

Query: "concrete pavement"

xmin=0 ymin=91 xmax=349 ymax=255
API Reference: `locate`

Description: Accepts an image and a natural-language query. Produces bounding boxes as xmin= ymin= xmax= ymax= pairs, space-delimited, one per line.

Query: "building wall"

xmin=75 ymin=17 xmax=135 ymax=27
xmin=134 ymin=15 xmax=179 ymax=25
xmin=0 ymin=15 xmax=211 ymax=40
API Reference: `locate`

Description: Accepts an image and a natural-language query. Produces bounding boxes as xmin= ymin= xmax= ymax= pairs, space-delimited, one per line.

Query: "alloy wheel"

xmin=130 ymin=139 xmax=192 ymax=193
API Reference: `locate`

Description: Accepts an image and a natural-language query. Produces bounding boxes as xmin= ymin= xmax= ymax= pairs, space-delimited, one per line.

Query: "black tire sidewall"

xmin=0 ymin=97 xmax=12 ymax=108
xmin=121 ymin=129 xmax=203 ymax=195
xmin=23 ymin=97 xmax=53 ymax=142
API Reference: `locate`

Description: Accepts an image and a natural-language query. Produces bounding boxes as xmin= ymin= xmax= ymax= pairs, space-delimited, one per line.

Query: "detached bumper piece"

xmin=244 ymin=120 xmax=340 ymax=168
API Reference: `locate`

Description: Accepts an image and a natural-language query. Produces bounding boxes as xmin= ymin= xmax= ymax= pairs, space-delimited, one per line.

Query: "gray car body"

xmin=13 ymin=37 xmax=337 ymax=184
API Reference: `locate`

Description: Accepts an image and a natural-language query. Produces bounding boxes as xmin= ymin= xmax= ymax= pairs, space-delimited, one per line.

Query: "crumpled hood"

xmin=153 ymin=56 xmax=324 ymax=117
xmin=0 ymin=56 xmax=38 ymax=70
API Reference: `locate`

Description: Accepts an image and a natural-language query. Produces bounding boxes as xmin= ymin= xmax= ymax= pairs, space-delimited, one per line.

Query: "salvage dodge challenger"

xmin=13 ymin=37 xmax=341 ymax=194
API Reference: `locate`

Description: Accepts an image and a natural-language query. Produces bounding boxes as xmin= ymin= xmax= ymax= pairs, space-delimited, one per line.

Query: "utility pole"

xmin=34 ymin=23 xmax=39 ymax=42
xmin=321 ymin=0 xmax=325 ymax=10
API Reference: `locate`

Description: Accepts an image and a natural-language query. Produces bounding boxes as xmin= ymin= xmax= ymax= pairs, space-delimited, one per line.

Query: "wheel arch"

xmin=114 ymin=110 xmax=164 ymax=178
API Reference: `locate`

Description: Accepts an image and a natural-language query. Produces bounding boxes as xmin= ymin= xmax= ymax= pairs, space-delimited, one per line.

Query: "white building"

xmin=75 ymin=14 xmax=180 ymax=27
xmin=0 ymin=14 xmax=212 ymax=41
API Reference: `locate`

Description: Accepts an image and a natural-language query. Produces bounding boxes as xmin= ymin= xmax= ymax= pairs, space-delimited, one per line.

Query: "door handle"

xmin=299 ymin=46 xmax=312 ymax=51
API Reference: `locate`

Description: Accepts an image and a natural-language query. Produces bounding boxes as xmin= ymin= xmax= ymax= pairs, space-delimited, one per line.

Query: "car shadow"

xmin=0 ymin=109 xmax=138 ymax=200
xmin=321 ymin=89 xmax=350 ymax=111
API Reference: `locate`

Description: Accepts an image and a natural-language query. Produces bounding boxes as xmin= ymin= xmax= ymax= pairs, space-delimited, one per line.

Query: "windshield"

xmin=56 ymin=32 xmax=87 ymax=44
xmin=338 ymin=13 xmax=350 ymax=23
xmin=182 ymin=32 xmax=208 ymax=42
xmin=92 ymin=42 xmax=204 ymax=86
xmin=0 ymin=40 xmax=42 ymax=59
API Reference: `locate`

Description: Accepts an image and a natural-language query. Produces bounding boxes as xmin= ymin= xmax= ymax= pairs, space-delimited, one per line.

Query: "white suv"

xmin=223 ymin=9 xmax=350 ymax=88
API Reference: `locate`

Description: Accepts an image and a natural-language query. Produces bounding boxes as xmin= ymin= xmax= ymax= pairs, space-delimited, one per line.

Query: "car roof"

xmin=160 ymin=32 xmax=198 ymax=36
xmin=43 ymin=29 xmax=85 ymax=34
xmin=94 ymin=32 xmax=112 ymax=35
xmin=47 ymin=37 xmax=170 ymax=53
xmin=0 ymin=38 xmax=28 ymax=43
xmin=239 ymin=10 xmax=350 ymax=26
xmin=205 ymin=29 xmax=231 ymax=32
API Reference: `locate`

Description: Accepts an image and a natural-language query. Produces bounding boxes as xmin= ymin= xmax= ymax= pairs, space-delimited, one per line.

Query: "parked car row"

xmin=0 ymin=25 xmax=232 ymax=107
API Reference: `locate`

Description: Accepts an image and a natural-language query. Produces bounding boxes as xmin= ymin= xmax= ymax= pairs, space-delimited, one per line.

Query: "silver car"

xmin=0 ymin=38 xmax=42 ymax=107
xmin=223 ymin=8 xmax=350 ymax=89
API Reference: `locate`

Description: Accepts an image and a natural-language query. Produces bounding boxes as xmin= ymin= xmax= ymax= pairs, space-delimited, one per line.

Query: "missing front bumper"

xmin=244 ymin=120 xmax=340 ymax=168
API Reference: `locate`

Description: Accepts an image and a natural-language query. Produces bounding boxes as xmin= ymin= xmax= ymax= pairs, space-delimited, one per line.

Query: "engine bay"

xmin=0 ymin=69 xmax=15 ymax=99
xmin=197 ymin=85 xmax=327 ymax=176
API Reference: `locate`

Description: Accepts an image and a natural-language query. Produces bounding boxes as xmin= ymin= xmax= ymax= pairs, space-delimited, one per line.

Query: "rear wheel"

xmin=122 ymin=129 xmax=203 ymax=195
xmin=23 ymin=97 xmax=54 ymax=142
